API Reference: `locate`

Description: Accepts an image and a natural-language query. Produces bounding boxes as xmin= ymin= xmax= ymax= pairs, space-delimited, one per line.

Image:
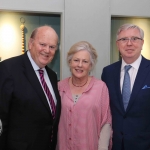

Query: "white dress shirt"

xmin=120 ymin=55 xmax=142 ymax=93
xmin=27 ymin=51 xmax=57 ymax=112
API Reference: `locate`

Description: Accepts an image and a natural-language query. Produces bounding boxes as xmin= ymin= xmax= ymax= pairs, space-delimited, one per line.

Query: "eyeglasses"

xmin=117 ymin=36 xmax=143 ymax=44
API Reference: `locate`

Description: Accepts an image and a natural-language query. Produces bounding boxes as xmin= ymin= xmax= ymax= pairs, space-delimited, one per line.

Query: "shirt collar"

xmin=121 ymin=55 xmax=142 ymax=71
xmin=27 ymin=50 xmax=42 ymax=71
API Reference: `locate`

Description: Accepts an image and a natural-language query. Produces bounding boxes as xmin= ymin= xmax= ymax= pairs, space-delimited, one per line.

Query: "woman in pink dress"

xmin=57 ymin=41 xmax=112 ymax=150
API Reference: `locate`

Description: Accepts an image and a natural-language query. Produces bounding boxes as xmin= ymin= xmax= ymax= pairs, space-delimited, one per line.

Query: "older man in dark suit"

xmin=102 ymin=23 xmax=150 ymax=150
xmin=0 ymin=25 xmax=61 ymax=150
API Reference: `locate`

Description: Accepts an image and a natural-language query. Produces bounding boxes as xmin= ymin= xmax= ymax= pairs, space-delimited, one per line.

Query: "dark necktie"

xmin=122 ymin=65 xmax=132 ymax=110
xmin=38 ymin=69 xmax=56 ymax=118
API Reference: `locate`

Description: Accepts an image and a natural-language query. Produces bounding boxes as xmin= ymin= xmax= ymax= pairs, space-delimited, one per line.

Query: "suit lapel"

xmin=126 ymin=57 xmax=150 ymax=112
xmin=22 ymin=52 xmax=52 ymax=115
xmin=113 ymin=61 xmax=126 ymax=112
xmin=45 ymin=66 xmax=61 ymax=122
xmin=45 ymin=66 xmax=58 ymax=101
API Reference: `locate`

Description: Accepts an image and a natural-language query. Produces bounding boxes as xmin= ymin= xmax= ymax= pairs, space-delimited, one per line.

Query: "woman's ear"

xmin=68 ymin=60 xmax=71 ymax=66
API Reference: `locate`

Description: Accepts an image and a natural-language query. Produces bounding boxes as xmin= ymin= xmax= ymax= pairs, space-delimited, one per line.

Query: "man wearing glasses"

xmin=102 ymin=23 xmax=150 ymax=150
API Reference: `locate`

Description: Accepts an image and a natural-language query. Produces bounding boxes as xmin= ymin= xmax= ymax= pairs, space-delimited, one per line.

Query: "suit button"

xmin=123 ymin=115 xmax=126 ymax=118
xmin=121 ymin=132 xmax=124 ymax=135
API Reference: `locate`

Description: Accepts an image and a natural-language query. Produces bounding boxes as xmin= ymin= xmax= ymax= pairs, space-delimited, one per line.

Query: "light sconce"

xmin=20 ymin=17 xmax=25 ymax=54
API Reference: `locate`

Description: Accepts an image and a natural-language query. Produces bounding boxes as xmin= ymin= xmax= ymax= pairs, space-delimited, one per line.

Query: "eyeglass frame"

xmin=117 ymin=36 xmax=143 ymax=44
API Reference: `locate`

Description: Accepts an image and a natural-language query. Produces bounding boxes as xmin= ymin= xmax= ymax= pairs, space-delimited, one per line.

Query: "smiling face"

xmin=116 ymin=28 xmax=144 ymax=64
xmin=29 ymin=26 xmax=58 ymax=68
xmin=69 ymin=50 xmax=92 ymax=79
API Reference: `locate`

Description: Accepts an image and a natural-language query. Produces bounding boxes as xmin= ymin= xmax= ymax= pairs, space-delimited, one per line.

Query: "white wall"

xmin=111 ymin=0 xmax=150 ymax=17
xmin=1 ymin=0 xmax=150 ymax=79
xmin=0 ymin=0 xmax=64 ymax=12
xmin=63 ymin=0 xmax=110 ymax=79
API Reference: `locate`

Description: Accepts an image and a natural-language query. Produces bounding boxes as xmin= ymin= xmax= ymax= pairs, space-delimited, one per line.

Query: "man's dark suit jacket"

xmin=0 ymin=52 xmax=61 ymax=150
xmin=102 ymin=56 xmax=150 ymax=150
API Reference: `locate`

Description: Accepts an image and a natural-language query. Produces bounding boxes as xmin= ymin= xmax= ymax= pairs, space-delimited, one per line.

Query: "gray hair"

xmin=67 ymin=41 xmax=98 ymax=71
xmin=116 ymin=23 xmax=144 ymax=40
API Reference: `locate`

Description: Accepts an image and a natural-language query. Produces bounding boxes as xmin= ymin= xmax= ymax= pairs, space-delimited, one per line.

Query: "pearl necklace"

xmin=72 ymin=78 xmax=88 ymax=87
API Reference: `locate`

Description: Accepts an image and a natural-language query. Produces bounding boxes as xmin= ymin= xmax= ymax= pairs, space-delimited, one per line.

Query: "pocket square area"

xmin=142 ymin=85 xmax=150 ymax=89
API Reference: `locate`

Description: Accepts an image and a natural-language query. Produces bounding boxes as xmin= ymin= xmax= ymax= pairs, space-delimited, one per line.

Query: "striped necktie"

xmin=38 ymin=69 xmax=56 ymax=118
xmin=122 ymin=65 xmax=132 ymax=110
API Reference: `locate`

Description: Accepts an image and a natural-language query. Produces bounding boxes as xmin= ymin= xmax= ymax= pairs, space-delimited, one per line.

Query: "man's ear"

xmin=141 ymin=40 xmax=144 ymax=50
xmin=28 ymin=38 xmax=34 ymax=50
xmin=116 ymin=41 xmax=119 ymax=50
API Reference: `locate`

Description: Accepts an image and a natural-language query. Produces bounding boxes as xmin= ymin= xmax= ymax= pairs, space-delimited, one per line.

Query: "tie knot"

xmin=124 ymin=65 xmax=131 ymax=72
xmin=38 ymin=69 xmax=44 ymax=75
